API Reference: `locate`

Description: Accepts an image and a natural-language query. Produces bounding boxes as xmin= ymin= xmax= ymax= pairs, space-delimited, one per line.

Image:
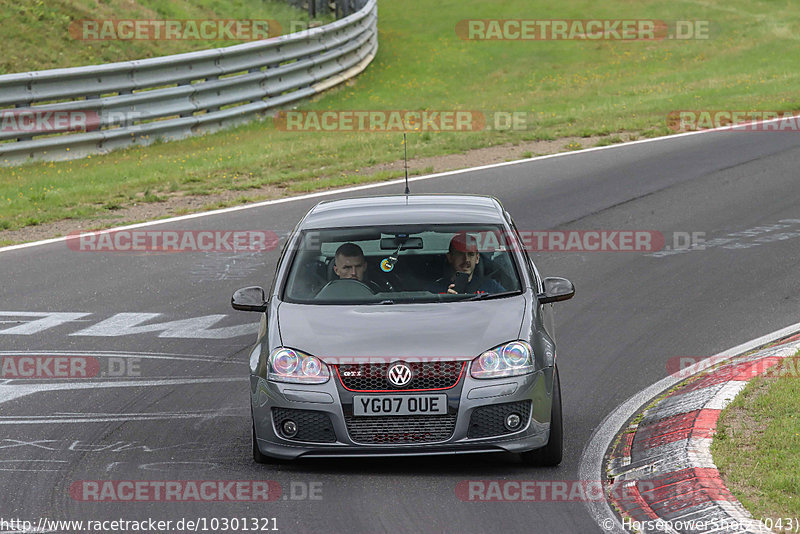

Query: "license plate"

xmin=353 ymin=394 xmax=448 ymax=416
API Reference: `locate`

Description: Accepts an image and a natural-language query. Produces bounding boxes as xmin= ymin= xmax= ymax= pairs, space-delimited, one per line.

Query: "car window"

xmin=282 ymin=224 xmax=523 ymax=304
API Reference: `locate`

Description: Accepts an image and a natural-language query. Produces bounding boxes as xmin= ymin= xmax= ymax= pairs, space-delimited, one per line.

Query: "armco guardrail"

xmin=0 ymin=0 xmax=376 ymax=166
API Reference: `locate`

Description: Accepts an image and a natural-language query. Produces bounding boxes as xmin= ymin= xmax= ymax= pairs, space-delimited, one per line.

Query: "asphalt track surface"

xmin=1 ymin=129 xmax=799 ymax=533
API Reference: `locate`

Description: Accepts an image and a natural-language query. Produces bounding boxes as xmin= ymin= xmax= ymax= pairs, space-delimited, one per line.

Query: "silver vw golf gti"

xmin=232 ymin=194 xmax=574 ymax=465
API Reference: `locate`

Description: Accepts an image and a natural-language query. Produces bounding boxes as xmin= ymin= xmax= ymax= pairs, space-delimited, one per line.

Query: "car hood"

xmin=276 ymin=296 xmax=526 ymax=362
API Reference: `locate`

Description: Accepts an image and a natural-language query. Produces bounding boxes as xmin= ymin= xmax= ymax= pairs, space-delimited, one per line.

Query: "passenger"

xmin=430 ymin=233 xmax=505 ymax=294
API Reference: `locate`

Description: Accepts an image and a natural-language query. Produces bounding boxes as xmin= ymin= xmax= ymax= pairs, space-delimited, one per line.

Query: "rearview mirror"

xmin=231 ymin=286 xmax=267 ymax=312
xmin=538 ymin=277 xmax=575 ymax=304
xmin=380 ymin=237 xmax=423 ymax=250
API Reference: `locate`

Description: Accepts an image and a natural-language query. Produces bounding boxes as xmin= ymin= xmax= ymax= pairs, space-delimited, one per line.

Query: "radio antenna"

xmin=403 ymin=133 xmax=410 ymax=195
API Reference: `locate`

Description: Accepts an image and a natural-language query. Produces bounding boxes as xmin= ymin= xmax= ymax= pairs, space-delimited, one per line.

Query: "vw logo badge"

xmin=387 ymin=362 xmax=412 ymax=387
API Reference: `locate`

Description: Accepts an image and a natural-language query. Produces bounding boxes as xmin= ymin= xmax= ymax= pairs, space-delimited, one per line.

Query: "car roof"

xmin=299 ymin=194 xmax=506 ymax=229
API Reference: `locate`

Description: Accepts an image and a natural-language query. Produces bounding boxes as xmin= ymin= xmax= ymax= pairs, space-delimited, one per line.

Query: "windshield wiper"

xmin=464 ymin=291 xmax=521 ymax=301
xmin=378 ymin=299 xmax=395 ymax=305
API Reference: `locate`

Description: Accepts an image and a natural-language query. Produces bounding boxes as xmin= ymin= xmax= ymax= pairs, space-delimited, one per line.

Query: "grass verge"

xmin=4 ymin=0 xmax=800 ymax=234
xmin=0 ymin=0 xmax=328 ymax=74
xmin=712 ymin=351 xmax=800 ymax=525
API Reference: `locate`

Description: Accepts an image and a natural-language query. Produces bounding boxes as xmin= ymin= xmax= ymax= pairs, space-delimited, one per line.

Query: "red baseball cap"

xmin=449 ymin=232 xmax=478 ymax=252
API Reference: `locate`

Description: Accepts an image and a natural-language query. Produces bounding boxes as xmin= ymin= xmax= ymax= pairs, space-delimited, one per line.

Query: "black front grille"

xmin=272 ymin=408 xmax=336 ymax=443
xmin=337 ymin=361 xmax=465 ymax=391
xmin=344 ymin=414 xmax=457 ymax=444
xmin=467 ymin=401 xmax=532 ymax=439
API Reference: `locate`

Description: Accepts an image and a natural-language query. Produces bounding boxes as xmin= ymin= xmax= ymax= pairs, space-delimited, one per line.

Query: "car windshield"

xmin=282 ymin=224 xmax=523 ymax=304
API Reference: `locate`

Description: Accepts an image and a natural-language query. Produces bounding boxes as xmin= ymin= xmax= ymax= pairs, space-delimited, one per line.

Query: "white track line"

xmin=4 ymin=113 xmax=799 ymax=255
xmin=0 ymin=350 xmax=246 ymax=364
xmin=578 ymin=320 xmax=800 ymax=533
xmin=0 ymin=376 xmax=245 ymax=406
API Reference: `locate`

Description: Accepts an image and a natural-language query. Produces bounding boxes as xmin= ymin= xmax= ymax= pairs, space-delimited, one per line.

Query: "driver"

xmin=333 ymin=242 xmax=368 ymax=281
xmin=430 ymin=232 xmax=505 ymax=295
xmin=332 ymin=243 xmax=385 ymax=292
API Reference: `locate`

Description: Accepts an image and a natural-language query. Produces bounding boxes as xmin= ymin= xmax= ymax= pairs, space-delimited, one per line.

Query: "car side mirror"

xmin=231 ymin=286 xmax=267 ymax=312
xmin=538 ymin=277 xmax=575 ymax=304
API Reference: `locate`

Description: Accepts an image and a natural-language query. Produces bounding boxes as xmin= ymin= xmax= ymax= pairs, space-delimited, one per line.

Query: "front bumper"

xmin=250 ymin=365 xmax=555 ymax=459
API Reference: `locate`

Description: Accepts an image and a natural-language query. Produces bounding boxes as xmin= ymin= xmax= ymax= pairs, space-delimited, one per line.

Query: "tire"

xmin=520 ymin=366 xmax=563 ymax=466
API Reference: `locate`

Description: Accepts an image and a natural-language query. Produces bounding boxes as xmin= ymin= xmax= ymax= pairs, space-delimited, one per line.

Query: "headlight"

xmin=471 ymin=341 xmax=534 ymax=379
xmin=268 ymin=348 xmax=330 ymax=384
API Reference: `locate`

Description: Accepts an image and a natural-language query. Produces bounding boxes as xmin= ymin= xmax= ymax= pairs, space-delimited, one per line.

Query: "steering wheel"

xmin=316 ymin=278 xmax=377 ymax=299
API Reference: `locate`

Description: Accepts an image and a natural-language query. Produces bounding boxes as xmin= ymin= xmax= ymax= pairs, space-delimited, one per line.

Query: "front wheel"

xmin=520 ymin=366 xmax=562 ymax=466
